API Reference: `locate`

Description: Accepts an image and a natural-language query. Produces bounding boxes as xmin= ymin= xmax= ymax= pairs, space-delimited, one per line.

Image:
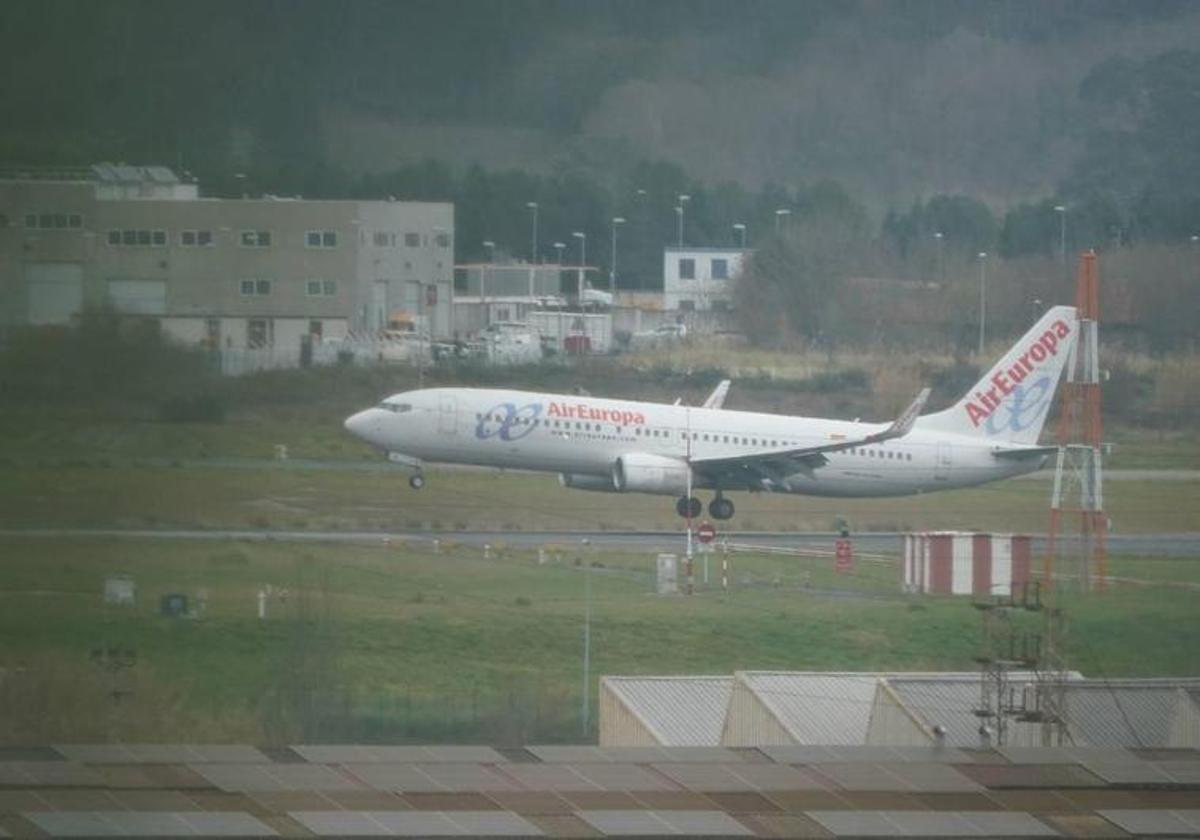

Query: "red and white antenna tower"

xmin=1045 ymin=251 xmax=1106 ymax=592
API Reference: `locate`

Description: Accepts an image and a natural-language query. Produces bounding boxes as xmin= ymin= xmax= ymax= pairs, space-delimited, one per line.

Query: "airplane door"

xmin=935 ymin=441 xmax=953 ymax=480
xmin=438 ymin=393 xmax=457 ymax=436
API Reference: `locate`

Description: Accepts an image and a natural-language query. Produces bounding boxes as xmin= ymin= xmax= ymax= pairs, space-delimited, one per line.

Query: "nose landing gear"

xmin=409 ymin=472 xmax=426 ymax=490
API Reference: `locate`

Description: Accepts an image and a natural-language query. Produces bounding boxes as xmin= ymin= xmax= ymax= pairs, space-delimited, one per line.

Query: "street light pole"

xmin=934 ymin=231 xmax=944 ymax=285
xmin=572 ymin=231 xmax=586 ymax=306
xmin=733 ymin=222 xmax=746 ymax=248
xmin=977 ymin=251 xmax=988 ymax=356
xmin=526 ymin=201 xmax=538 ymax=263
xmin=677 ymin=194 xmax=690 ymax=247
xmin=482 ymin=240 xmax=495 ymax=328
xmin=610 ymin=217 xmax=625 ymax=293
xmin=581 ymin=537 xmax=592 ymax=737
xmin=1055 ymin=205 xmax=1067 ymax=266
xmin=775 ymin=208 xmax=791 ymax=234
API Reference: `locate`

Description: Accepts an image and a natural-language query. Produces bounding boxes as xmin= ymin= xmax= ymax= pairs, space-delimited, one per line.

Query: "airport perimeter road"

xmin=5 ymin=529 xmax=1200 ymax=557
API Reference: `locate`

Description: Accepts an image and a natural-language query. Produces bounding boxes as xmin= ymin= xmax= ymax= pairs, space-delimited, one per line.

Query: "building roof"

xmin=91 ymin=163 xmax=181 ymax=184
xmin=888 ymin=676 xmax=1200 ymax=749
xmin=2 ymin=742 xmax=1196 ymax=838
xmin=601 ymin=676 xmax=732 ymax=746
xmin=734 ymin=671 xmax=887 ymax=745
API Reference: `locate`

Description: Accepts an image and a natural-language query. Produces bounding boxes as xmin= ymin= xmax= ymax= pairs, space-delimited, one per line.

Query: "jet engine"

xmin=611 ymin=452 xmax=692 ymax=495
xmin=559 ymin=473 xmax=619 ymax=492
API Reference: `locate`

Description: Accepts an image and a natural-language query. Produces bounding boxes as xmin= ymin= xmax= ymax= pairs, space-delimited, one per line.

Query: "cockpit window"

xmin=379 ymin=402 xmax=413 ymax=413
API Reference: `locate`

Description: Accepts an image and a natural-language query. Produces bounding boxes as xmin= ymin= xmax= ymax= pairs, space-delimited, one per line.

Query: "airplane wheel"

xmin=709 ymin=497 xmax=735 ymax=520
xmin=676 ymin=496 xmax=702 ymax=518
xmin=409 ymin=474 xmax=426 ymax=490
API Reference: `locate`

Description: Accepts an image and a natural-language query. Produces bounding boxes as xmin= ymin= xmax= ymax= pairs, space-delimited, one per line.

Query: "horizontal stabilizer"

xmin=991 ymin=445 xmax=1058 ymax=460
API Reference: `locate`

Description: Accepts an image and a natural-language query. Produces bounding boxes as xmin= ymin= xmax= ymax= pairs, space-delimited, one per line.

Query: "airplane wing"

xmin=701 ymin=379 xmax=732 ymax=410
xmin=690 ymin=388 xmax=931 ymax=489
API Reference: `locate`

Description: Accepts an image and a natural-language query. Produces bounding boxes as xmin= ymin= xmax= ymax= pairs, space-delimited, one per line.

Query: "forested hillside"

xmin=3 ymin=1 xmax=1198 ymax=347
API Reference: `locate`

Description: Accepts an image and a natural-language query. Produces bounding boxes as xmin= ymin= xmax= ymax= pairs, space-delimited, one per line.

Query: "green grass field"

xmin=1 ymin=535 xmax=1197 ymax=746
xmin=1 ymin=351 xmax=1196 ymax=746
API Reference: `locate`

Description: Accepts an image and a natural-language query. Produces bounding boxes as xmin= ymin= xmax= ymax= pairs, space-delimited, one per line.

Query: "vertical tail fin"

xmin=916 ymin=306 xmax=1078 ymax=444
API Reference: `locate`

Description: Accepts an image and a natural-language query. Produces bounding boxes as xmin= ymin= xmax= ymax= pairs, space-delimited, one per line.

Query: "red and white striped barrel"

xmin=903 ymin=532 xmax=1031 ymax=596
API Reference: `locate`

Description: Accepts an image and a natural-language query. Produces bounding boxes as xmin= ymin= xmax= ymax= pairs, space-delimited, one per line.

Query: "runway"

xmin=5 ymin=528 xmax=1200 ymax=556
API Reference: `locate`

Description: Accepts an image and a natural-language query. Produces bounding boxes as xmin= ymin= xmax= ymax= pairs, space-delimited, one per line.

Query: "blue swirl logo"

xmin=985 ymin=376 xmax=1052 ymax=436
xmin=476 ymin=402 xmax=543 ymax=441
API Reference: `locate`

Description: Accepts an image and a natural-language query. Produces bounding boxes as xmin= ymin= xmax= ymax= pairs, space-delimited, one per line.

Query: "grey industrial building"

xmin=0 ymin=165 xmax=454 ymax=352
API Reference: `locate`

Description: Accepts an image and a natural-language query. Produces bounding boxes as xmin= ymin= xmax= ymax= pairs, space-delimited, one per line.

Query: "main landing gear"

xmin=676 ymin=493 xmax=735 ymax=520
xmin=709 ymin=494 xmax=735 ymax=521
xmin=675 ymin=495 xmax=702 ymax=518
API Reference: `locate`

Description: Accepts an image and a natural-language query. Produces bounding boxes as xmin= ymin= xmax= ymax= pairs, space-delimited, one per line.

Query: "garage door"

xmin=107 ymin=279 xmax=167 ymax=315
xmin=26 ymin=263 xmax=84 ymax=325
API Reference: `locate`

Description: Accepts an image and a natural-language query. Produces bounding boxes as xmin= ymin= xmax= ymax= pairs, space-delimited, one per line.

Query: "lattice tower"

xmin=1046 ymin=251 xmax=1107 ymax=593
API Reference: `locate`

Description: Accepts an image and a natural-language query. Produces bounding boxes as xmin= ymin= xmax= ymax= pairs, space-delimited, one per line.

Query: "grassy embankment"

xmin=1 ymin=535 xmax=1197 ymax=746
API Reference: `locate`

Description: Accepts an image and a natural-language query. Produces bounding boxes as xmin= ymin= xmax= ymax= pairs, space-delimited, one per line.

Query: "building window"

xmin=107 ymin=229 xmax=167 ymax=247
xmin=435 ymin=232 xmax=450 ymax=247
xmin=711 ymin=300 xmax=730 ymax=312
xmin=679 ymin=258 xmax=695 ymax=279
xmin=306 ymin=230 xmax=337 ymax=248
xmin=180 ymin=229 xmax=213 ymax=246
xmin=240 ymin=230 xmax=271 ymax=247
xmin=712 ymin=258 xmax=728 ymax=279
xmin=373 ymin=232 xmax=391 ymax=247
xmin=678 ymin=299 xmax=695 ymax=311
xmin=26 ymin=212 xmax=84 ymax=230
xmin=305 ymin=279 xmax=337 ymax=297
xmin=240 ymin=279 xmax=272 ymax=296
xmin=309 ymin=320 xmax=324 ymax=339
xmin=404 ymin=232 xmax=420 ymax=247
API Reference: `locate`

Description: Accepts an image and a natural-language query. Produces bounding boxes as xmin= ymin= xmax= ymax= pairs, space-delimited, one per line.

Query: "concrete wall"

xmin=597 ymin=681 xmax=663 ymax=747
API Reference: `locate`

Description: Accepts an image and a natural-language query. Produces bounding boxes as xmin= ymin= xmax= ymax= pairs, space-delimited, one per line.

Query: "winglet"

xmin=702 ymin=379 xmax=732 ymax=410
xmin=865 ymin=387 xmax=931 ymax=444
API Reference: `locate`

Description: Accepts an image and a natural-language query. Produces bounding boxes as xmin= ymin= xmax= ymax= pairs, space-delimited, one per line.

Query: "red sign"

xmin=835 ymin=538 xmax=853 ymax=573
xmin=697 ymin=522 xmax=717 ymax=544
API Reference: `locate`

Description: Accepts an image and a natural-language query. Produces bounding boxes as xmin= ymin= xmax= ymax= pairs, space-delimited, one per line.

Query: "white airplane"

xmin=345 ymin=306 xmax=1077 ymax=520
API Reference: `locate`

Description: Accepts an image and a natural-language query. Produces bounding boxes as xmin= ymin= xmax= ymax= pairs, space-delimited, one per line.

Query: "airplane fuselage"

xmin=346 ymin=387 xmax=1039 ymax=498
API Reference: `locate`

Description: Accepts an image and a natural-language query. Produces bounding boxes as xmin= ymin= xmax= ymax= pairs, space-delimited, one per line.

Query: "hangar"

xmin=600 ymin=671 xmax=1200 ymax=750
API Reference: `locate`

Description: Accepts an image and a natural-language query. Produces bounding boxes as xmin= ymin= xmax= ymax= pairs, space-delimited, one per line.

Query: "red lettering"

xmin=992 ymin=371 xmax=1012 ymax=396
xmin=966 ymin=402 xmax=989 ymax=427
xmin=1030 ymin=344 xmax=1047 ymax=362
xmin=1008 ymin=364 xmax=1028 ymax=385
xmin=1041 ymin=331 xmax=1058 ymax=355
xmin=1018 ymin=352 xmax=1033 ymax=373
xmin=1054 ymin=319 xmax=1071 ymax=338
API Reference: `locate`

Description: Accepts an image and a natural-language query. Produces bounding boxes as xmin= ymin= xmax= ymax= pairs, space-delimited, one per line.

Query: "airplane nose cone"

xmin=344 ymin=409 xmax=376 ymax=441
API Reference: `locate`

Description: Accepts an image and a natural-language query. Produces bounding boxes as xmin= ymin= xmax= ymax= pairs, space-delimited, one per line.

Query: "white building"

xmin=662 ymin=246 xmax=748 ymax=312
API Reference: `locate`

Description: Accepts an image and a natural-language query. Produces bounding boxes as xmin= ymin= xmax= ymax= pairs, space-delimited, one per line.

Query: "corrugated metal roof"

xmin=735 ymin=672 xmax=883 ymax=745
xmin=736 ymin=672 xmax=1018 ymax=747
xmin=602 ymin=676 xmax=732 ymax=746
xmin=1064 ymin=680 xmax=1200 ymax=747
xmin=889 ymin=676 xmax=1196 ymax=748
